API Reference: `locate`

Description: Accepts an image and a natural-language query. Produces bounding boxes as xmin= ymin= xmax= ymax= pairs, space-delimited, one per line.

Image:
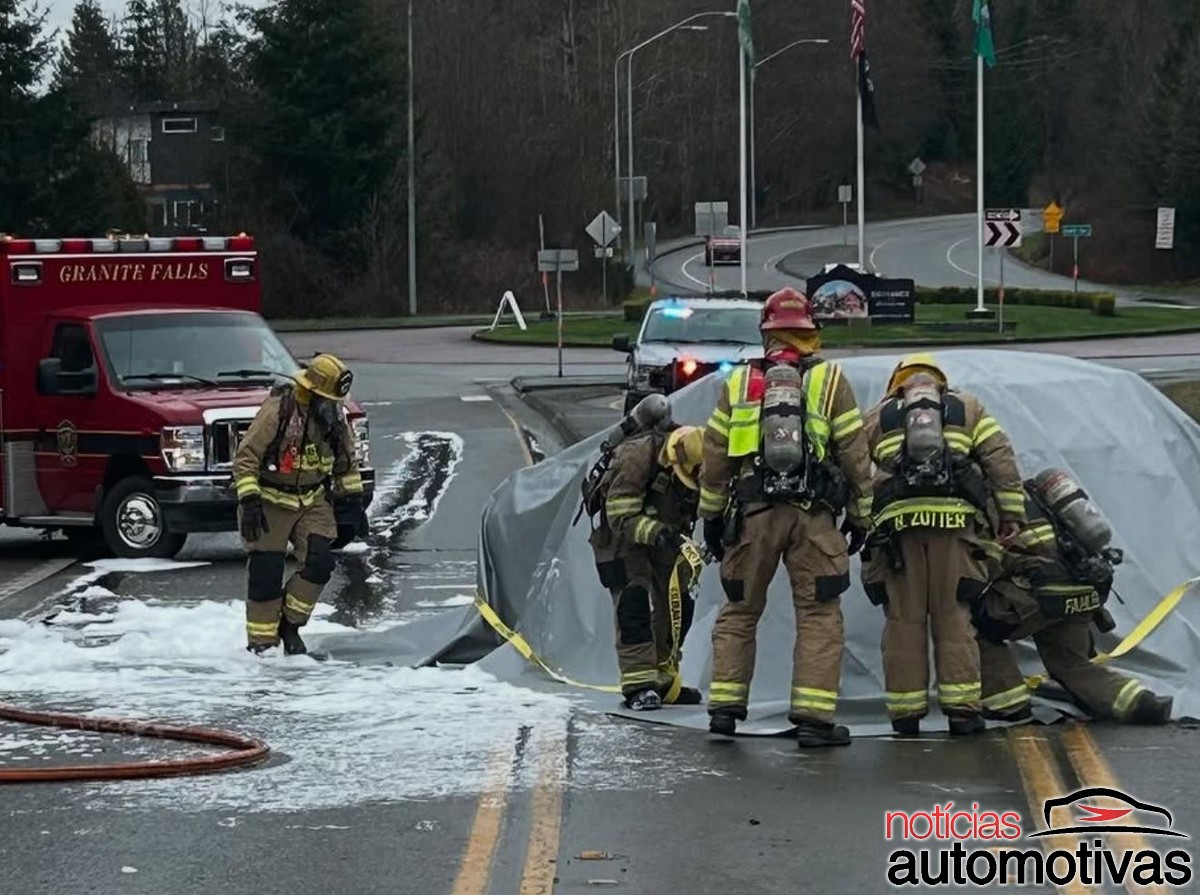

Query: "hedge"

xmin=623 ymin=287 xmax=1117 ymax=321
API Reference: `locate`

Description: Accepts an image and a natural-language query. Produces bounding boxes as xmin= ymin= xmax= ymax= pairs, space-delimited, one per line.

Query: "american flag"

xmin=850 ymin=0 xmax=865 ymax=59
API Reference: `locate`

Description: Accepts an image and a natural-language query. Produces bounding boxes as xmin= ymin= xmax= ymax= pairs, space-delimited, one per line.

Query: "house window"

xmin=147 ymin=200 xmax=167 ymax=228
xmin=210 ymin=125 xmax=226 ymax=142
xmin=173 ymin=200 xmax=198 ymax=228
xmin=162 ymin=117 xmax=197 ymax=134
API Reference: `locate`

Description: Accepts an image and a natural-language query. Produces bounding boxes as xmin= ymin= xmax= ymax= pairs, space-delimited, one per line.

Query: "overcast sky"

xmin=40 ymin=0 xmax=263 ymax=39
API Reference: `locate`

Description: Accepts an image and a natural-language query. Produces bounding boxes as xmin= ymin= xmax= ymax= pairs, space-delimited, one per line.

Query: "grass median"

xmin=475 ymin=303 xmax=1200 ymax=348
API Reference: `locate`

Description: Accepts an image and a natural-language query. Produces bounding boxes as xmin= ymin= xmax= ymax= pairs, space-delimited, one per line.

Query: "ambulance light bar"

xmin=1 ymin=234 xmax=255 ymax=255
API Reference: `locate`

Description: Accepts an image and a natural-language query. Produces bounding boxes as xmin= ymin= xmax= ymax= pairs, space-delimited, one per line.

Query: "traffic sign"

xmin=985 ymin=221 xmax=1022 ymax=248
xmin=1043 ymin=201 xmax=1064 ymax=234
xmin=838 ymin=184 xmax=853 ymax=204
xmin=986 ymin=208 xmax=1021 ymax=222
xmin=1156 ymin=207 xmax=1176 ymax=250
xmin=537 ymin=249 xmax=579 ymax=272
xmin=909 ymin=157 xmax=926 ymax=176
xmin=594 ymin=246 xmax=613 ymax=259
xmin=619 ymin=176 xmax=647 ymax=202
xmin=1061 ymin=223 xmax=1092 ymax=238
xmin=586 ymin=211 xmax=620 ymax=247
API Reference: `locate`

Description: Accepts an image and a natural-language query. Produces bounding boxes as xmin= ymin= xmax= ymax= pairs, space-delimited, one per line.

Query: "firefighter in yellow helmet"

xmin=861 ymin=353 xmax=1025 ymax=736
xmin=233 ymin=354 xmax=367 ymax=655
xmin=699 ymin=288 xmax=874 ymax=748
xmin=586 ymin=422 xmax=706 ymax=710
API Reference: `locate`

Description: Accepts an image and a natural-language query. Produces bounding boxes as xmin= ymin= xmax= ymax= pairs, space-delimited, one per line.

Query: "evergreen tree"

xmin=240 ymin=0 xmax=402 ymax=259
xmin=0 ymin=0 xmax=54 ymax=231
xmin=121 ymin=0 xmax=164 ymax=100
xmin=54 ymin=0 xmax=125 ymax=114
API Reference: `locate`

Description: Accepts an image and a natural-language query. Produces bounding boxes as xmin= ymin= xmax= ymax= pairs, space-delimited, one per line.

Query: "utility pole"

xmin=407 ymin=0 xmax=417 ymax=316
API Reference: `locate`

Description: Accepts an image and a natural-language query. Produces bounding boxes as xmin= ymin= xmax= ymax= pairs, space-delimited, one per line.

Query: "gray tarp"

xmin=321 ymin=349 xmax=1200 ymax=734
xmin=468 ymin=349 xmax=1200 ymax=734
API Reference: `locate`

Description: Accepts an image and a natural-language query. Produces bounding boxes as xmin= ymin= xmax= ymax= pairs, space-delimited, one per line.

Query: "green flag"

xmin=738 ymin=0 xmax=754 ymax=66
xmin=973 ymin=0 xmax=995 ymax=67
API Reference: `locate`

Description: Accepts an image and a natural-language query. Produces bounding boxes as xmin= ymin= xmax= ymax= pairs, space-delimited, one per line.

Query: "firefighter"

xmin=975 ymin=469 xmax=1173 ymax=725
xmin=591 ymin=424 xmax=706 ymax=710
xmin=861 ymin=353 xmax=1025 ymax=736
xmin=699 ymin=288 xmax=873 ymax=748
xmin=234 ymin=354 xmax=367 ymax=655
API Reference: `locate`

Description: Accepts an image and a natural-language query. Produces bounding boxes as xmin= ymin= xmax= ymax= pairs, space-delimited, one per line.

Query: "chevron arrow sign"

xmin=985 ymin=221 xmax=1022 ymax=248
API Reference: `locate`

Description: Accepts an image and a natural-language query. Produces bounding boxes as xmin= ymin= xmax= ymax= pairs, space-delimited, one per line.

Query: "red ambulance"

xmin=0 ymin=234 xmax=374 ymax=558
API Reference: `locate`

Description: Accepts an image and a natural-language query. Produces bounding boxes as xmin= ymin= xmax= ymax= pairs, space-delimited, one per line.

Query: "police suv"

xmin=611 ymin=295 xmax=764 ymax=414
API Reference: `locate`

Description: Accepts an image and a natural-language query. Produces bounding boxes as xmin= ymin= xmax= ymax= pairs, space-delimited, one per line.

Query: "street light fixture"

xmin=613 ymin=10 xmax=737 ymax=267
xmin=750 ymin=38 xmax=830 ymax=229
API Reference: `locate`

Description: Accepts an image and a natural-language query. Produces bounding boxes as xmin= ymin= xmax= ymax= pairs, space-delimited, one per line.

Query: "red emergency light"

xmin=173 ymin=237 xmax=204 ymax=251
xmin=680 ymin=358 xmax=698 ymax=378
xmin=61 ymin=239 xmax=92 ymax=253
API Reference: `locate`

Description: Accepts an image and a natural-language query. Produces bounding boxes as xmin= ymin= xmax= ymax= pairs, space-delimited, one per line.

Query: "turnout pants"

xmin=866 ymin=525 xmax=988 ymax=721
xmin=978 ymin=582 xmax=1147 ymax=721
xmin=708 ymin=504 xmax=850 ymax=725
xmin=613 ymin=545 xmax=695 ymax=700
xmin=241 ymin=498 xmax=338 ymax=648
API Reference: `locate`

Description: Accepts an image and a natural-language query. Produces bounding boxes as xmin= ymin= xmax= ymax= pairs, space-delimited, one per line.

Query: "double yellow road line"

xmin=1009 ymin=723 xmax=1169 ymax=895
xmin=449 ymin=728 xmax=566 ymax=895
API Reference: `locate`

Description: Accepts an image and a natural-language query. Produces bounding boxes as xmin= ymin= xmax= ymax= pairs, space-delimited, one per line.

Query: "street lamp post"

xmin=613 ymin=11 xmax=737 ymax=267
xmin=749 ymin=38 xmax=830 ymax=230
xmin=407 ymin=0 xmax=417 ymax=316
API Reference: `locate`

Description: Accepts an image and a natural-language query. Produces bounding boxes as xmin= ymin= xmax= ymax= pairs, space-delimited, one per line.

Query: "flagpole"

xmin=739 ymin=39 xmax=748 ymax=297
xmin=976 ymin=51 xmax=985 ymax=313
xmin=856 ymin=86 xmax=865 ymax=269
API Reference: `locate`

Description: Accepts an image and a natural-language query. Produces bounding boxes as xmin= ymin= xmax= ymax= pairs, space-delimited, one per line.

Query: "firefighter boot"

xmin=625 ymin=689 xmax=662 ymax=711
xmin=278 ymin=617 xmax=308 ymax=656
xmin=947 ymin=713 xmax=987 ymax=737
xmin=246 ymin=642 xmax=273 ymax=656
xmin=891 ymin=716 xmax=921 ymax=737
xmin=1128 ymin=692 xmax=1172 ymax=725
xmin=673 ymin=687 xmax=703 ymax=705
xmin=709 ymin=709 xmax=739 ymax=736
xmin=796 ymin=721 xmax=851 ymax=748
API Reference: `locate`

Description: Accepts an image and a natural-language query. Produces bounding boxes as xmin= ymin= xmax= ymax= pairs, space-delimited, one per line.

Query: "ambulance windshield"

xmin=96 ymin=311 xmax=300 ymax=390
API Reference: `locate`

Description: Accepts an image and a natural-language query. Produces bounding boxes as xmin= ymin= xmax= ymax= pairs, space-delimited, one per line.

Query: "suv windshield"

xmin=641 ymin=305 xmax=761 ymax=345
xmin=96 ymin=312 xmax=300 ymax=389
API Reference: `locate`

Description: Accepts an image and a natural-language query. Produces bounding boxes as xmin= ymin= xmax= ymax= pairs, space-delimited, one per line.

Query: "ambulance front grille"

xmin=208 ymin=420 xmax=254 ymax=471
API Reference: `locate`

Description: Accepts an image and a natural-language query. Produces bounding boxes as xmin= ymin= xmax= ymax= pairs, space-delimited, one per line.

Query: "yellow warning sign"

xmin=1042 ymin=201 xmax=1064 ymax=235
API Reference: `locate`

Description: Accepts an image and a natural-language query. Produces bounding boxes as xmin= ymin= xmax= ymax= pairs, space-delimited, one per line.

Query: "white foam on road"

xmin=369 ymin=431 xmax=465 ymax=540
xmin=0 ymin=598 xmax=574 ymax=814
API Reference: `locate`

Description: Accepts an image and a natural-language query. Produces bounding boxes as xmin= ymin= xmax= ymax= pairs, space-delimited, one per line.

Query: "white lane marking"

xmin=461 ymin=395 xmax=493 ymax=403
xmin=680 ymin=251 xmax=712 ymax=289
xmin=945 ymin=236 xmax=997 ymax=284
xmin=869 ymin=236 xmax=895 ymax=272
xmin=0 ymin=558 xmax=76 ymax=603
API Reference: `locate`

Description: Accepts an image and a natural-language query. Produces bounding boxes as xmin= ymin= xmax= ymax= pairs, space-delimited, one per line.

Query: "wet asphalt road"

xmin=2 ymin=327 xmax=1200 ymax=895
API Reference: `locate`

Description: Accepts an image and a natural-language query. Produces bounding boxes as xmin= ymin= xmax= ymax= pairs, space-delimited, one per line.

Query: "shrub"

xmin=915 ymin=286 xmax=1117 ymax=316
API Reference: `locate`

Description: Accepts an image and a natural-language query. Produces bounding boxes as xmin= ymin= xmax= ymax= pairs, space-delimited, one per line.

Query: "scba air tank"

xmin=902 ymin=377 xmax=945 ymax=466
xmin=761 ymin=364 xmax=806 ymax=473
xmin=1034 ymin=469 xmax=1113 ymax=554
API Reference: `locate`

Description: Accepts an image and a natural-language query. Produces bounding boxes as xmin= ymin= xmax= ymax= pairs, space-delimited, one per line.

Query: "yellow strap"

xmin=473 ymin=592 xmax=620 ymax=694
xmin=1024 ymin=575 xmax=1200 ymax=690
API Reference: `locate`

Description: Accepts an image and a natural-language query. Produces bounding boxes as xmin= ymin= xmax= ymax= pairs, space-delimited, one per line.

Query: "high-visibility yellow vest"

xmin=725 ymin=362 xmax=836 ymax=461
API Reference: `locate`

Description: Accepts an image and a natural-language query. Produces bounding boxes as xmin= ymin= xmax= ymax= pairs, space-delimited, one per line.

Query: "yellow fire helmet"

xmin=886 ymin=352 xmax=948 ymax=394
xmin=295 ymin=353 xmax=354 ymax=401
xmin=661 ymin=425 xmax=704 ymax=491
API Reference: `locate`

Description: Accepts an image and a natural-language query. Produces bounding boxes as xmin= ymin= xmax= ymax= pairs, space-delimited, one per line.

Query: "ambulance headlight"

xmin=161 ymin=426 xmax=206 ymax=471
xmin=351 ymin=417 xmax=370 ymax=466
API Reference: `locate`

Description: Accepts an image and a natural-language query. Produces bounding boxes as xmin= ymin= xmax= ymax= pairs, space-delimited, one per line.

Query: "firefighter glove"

xmin=239 ymin=495 xmax=267 ymax=541
xmin=336 ymin=494 xmax=370 ymax=539
xmin=840 ymin=519 xmax=867 ymax=556
xmin=703 ymin=518 xmax=726 ymax=562
xmin=654 ymin=527 xmax=686 ymax=552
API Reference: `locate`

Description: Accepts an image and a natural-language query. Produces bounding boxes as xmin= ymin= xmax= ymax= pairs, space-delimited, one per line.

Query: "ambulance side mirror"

xmin=37 ymin=358 xmax=97 ymax=397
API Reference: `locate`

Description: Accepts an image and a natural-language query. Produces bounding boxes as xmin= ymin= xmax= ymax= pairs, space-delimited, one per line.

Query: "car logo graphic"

xmin=1029 ymin=787 xmax=1188 ymax=838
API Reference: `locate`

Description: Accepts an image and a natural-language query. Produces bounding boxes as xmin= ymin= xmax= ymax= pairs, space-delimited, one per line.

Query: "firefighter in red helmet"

xmin=699 ymin=288 xmax=873 ymax=748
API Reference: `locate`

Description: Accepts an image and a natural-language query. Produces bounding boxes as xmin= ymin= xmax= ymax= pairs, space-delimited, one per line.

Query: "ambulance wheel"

xmin=100 ymin=476 xmax=187 ymax=559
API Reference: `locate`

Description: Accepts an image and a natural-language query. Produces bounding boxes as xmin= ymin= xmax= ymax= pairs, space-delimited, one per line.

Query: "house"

xmin=92 ymin=101 xmax=226 ymax=235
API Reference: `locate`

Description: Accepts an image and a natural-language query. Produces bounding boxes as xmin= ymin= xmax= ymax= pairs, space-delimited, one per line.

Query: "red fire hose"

xmin=0 ymin=703 xmax=270 ymax=783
